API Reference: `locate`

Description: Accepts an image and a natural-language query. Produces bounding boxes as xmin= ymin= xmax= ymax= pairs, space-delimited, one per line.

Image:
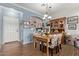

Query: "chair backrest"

xmin=57 ymin=33 xmax=63 ymax=44
xmin=51 ymin=34 xmax=59 ymax=46
xmin=75 ymin=39 xmax=79 ymax=48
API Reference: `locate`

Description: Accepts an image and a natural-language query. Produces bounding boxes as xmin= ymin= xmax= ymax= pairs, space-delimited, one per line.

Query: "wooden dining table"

xmin=33 ymin=34 xmax=53 ymax=56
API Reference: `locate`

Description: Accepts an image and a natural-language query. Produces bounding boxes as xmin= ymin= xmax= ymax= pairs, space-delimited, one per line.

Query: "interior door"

xmin=3 ymin=16 xmax=20 ymax=44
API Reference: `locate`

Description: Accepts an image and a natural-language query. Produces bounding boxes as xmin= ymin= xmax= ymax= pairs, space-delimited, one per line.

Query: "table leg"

xmin=34 ymin=42 xmax=37 ymax=48
xmin=34 ymin=38 xmax=36 ymax=48
xmin=47 ymin=41 xmax=49 ymax=56
xmin=34 ymin=41 xmax=35 ymax=48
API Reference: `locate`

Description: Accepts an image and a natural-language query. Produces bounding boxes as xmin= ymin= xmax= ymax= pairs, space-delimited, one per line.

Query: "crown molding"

xmin=11 ymin=3 xmax=43 ymax=16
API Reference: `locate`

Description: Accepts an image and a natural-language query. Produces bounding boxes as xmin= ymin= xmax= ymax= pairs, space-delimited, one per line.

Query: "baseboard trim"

xmin=1 ymin=41 xmax=33 ymax=46
xmin=23 ymin=41 xmax=33 ymax=45
xmin=3 ymin=41 xmax=23 ymax=45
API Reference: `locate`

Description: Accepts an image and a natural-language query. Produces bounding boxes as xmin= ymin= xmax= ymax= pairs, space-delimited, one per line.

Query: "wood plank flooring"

xmin=0 ymin=41 xmax=79 ymax=56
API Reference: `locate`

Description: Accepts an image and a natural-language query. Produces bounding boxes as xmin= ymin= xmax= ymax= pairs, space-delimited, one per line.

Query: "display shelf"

xmin=49 ymin=17 xmax=66 ymax=33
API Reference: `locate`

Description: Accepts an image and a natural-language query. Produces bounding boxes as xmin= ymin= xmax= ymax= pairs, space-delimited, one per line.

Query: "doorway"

xmin=3 ymin=15 xmax=20 ymax=44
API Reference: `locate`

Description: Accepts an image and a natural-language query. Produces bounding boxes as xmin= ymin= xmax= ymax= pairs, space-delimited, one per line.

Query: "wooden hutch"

xmin=49 ymin=17 xmax=66 ymax=34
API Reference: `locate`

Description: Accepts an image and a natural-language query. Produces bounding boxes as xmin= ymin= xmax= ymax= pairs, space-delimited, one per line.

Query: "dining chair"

xmin=34 ymin=36 xmax=42 ymax=50
xmin=43 ymin=34 xmax=59 ymax=56
xmin=39 ymin=41 xmax=44 ymax=52
xmin=74 ymin=39 xmax=79 ymax=48
xmin=58 ymin=33 xmax=63 ymax=49
xmin=55 ymin=33 xmax=63 ymax=54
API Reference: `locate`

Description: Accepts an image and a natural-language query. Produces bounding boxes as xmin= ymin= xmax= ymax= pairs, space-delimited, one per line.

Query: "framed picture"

xmin=68 ymin=24 xmax=76 ymax=30
xmin=67 ymin=16 xmax=78 ymax=24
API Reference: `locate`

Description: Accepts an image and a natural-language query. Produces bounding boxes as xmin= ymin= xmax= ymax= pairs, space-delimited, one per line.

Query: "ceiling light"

xmin=48 ymin=16 xmax=52 ymax=19
xmin=42 ymin=3 xmax=52 ymax=20
xmin=44 ymin=14 xmax=48 ymax=17
xmin=49 ymin=6 xmax=52 ymax=8
xmin=43 ymin=17 xmax=46 ymax=20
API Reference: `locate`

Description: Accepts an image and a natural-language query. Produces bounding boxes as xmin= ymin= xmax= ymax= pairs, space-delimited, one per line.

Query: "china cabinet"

xmin=49 ymin=17 xmax=66 ymax=34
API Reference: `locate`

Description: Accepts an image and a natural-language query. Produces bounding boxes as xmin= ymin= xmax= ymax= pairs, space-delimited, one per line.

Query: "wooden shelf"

xmin=49 ymin=17 xmax=66 ymax=33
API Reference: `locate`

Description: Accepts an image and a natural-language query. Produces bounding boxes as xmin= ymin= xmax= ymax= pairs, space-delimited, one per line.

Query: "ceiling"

xmin=15 ymin=3 xmax=79 ymax=18
xmin=15 ymin=3 xmax=60 ymax=15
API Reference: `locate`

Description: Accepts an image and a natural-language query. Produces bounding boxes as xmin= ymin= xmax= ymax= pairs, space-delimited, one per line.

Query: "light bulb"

xmin=26 ymin=22 xmax=29 ymax=25
xmin=24 ymin=22 xmax=27 ymax=24
xmin=44 ymin=14 xmax=48 ymax=17
xmin=43 ymin=17 xmax=46 ymax=19
xmin=48 ymin=16 xmax=52 ymax=19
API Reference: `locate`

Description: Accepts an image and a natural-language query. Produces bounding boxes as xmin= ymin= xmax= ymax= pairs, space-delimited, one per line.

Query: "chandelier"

xmin=42 ymin=3 xmax=52 ymax=20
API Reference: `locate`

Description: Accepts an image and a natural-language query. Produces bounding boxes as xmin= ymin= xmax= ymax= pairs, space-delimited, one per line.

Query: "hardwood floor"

xmin=0 ymin=41 xmax=23 ymax=56
xmin=0 ymin=41 xmax=79 ymax=56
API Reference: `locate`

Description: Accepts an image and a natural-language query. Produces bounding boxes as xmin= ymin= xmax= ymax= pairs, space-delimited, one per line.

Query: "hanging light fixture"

xmin=47 ymin=16 xmax=52 ymax=20
xmin=42 ymin=3 xmax=52 ymax=20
